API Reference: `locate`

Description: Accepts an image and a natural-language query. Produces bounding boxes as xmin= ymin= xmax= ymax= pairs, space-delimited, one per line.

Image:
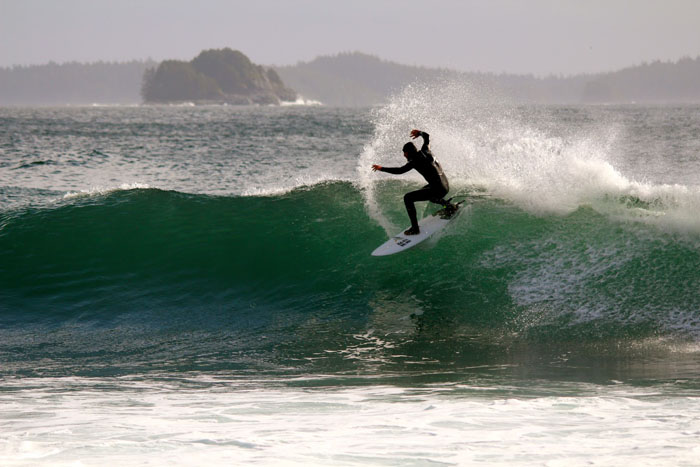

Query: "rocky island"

xmin=141 ymin=48 xmax=297 ymax=105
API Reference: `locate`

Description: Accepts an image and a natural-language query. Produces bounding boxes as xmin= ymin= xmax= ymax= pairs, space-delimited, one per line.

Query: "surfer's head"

xmin=402 ymin=142 xmax=417 ymax=159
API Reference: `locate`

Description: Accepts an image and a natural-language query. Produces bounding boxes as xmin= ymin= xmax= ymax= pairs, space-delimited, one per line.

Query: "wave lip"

xmin=62 ymin=182 xmax=152 ymax=200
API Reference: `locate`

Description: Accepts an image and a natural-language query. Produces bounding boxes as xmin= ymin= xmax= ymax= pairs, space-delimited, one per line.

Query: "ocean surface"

xmin=2 ymin=84 xmax=700 ymax=465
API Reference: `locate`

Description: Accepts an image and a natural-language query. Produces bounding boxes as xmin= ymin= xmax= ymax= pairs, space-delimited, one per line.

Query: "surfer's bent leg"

xmin=428 ymin=184 xmax=449 ymax=205
xmin=429 ymin=184 xmax=450 ymax=207
xmin=404 ymin=186 xmax=438 ymax=231
xmin=429 ymin=193 xmax=449 ymax=206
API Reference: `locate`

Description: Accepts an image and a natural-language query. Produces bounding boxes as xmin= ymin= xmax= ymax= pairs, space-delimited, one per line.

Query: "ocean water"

xmin=2 ymin=84 xmax=700 ymax=465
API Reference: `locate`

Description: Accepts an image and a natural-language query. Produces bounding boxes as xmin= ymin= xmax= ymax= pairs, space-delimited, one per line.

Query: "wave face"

xmin=2 ymin=182 xmax=700 ymax=375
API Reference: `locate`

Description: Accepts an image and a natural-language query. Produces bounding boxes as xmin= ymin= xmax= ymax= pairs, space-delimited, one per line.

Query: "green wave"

xmin=2 ymin=182 xmax=699 ymax=344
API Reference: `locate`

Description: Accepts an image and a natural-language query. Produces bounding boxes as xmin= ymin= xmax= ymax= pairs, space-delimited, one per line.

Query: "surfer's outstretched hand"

xmin=371 ymin=164 xmax=382 ymax=171
xmin=410 ymin=129 xmax=421 ymax=139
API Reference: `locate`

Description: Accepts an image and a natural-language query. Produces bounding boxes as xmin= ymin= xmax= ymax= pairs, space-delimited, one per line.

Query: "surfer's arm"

xmin=411 ymin=129 xmax=429 ymax=151
xmin=377 ymin=163 xmax=413 ymax=174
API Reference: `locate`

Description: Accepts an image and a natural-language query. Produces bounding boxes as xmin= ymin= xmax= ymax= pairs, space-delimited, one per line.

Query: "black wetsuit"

xmin=379 ymin=132 xmax=449 ymax=230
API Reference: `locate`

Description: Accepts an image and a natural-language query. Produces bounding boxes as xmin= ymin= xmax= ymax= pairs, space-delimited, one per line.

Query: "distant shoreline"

xmin=2 ymin=53 xmax=700 ymax=107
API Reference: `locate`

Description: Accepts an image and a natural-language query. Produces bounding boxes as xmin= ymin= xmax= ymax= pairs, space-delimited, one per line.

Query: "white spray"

xmin=357 ymin=79 xmax=700 ymax=235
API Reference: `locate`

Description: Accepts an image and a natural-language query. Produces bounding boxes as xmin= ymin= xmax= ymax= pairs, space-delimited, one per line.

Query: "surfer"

xmin=372 ymin=129 xmax=454 ymax=235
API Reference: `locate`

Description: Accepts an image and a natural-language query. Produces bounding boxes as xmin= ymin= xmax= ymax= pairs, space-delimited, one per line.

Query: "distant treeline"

xmin=2 ymin=53 xmax=700 ymax=106
xmin=0 ymin=60 xmax=155 ymax=105
xmin=275 ymin=53 xmax=700 ymax=106
xmin=581 ymin=57 xmax=700 ymax=103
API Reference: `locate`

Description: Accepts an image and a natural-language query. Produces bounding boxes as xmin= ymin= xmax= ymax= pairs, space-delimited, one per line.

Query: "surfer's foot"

xmin=404 ymin=226 xmax=420 ymax=235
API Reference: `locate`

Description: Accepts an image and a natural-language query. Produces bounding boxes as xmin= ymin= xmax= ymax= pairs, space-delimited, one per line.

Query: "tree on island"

xmin=141 ymin=48 xmax=296 ymax=104
xmin=141 ymin=60 xmax=222 ymax=102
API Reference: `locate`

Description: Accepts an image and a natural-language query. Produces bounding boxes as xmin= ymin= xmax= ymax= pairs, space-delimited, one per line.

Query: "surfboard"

xmin=371 ymin=203 xmax=463 ymax=256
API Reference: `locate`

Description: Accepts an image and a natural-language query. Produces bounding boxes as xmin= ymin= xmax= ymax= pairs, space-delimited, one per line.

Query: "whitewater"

xmin=1 ymin=84 xmax=700 ymax=465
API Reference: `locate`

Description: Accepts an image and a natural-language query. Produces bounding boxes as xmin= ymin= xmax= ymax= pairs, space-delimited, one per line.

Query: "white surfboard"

xmin=371 ymin=204 xmax=462 ymax=256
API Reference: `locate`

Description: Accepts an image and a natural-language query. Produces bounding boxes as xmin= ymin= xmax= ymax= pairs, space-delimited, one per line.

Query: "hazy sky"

xmin=2 ymin=0 xmax=700 ymax=75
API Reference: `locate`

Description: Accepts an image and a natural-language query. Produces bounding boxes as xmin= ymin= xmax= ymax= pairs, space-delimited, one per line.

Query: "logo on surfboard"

xmin=392 ymin=237 xmax=412 ymax=247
